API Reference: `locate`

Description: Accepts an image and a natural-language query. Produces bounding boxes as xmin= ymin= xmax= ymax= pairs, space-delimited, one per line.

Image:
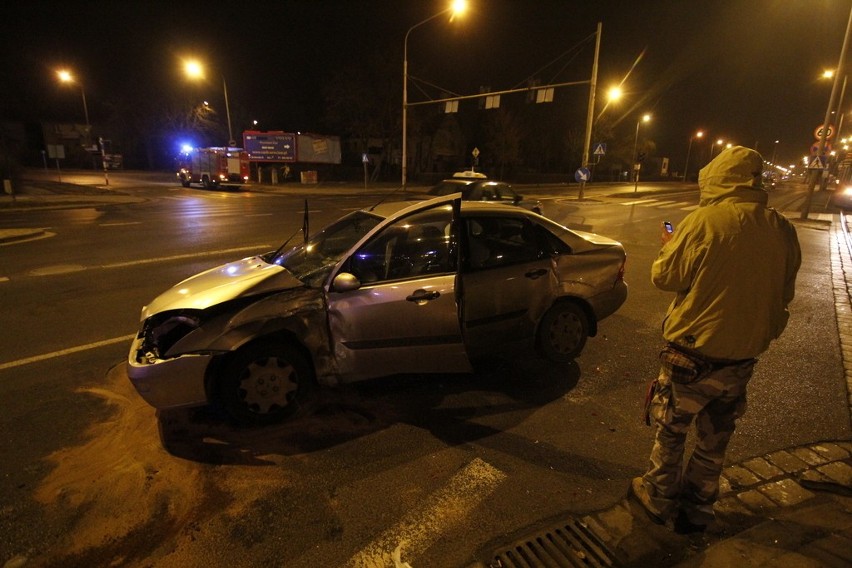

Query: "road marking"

xmin=99 ymin=222 xmax=143 ymax=227
xmin=0 ymin=276 xmax=9 ymax=282
xmin=349 ymin=457 xmax=506 ymax=568
xmin=0 ymin=334 xmax=136 ymax=371
xmin=100 ymin=245 xmax=271 ymax=269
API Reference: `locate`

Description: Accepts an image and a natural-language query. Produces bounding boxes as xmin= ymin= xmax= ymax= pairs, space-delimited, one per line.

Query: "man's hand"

xmin=661 ymin=221 xmax=674 ymax=245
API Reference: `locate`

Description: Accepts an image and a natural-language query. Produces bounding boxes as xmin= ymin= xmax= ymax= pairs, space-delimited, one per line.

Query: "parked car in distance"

xmin=127 ymin=195 xmax=627 ymax=425
xmin=427 ymin=176 xmax=544 ymax=215
xmin=830 ymin=184 xmax=852 ymax=210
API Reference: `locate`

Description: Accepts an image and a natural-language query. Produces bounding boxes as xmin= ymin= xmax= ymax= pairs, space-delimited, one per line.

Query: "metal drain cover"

xmin=487 ymin=517 xmax=618 ymax=567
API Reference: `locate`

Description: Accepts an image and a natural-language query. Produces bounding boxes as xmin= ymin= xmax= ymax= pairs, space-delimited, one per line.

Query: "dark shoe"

xmin=628 ymin=477 xmax=666 ymax=525
xmin=674 ymin=510 xmax=707 ymax=534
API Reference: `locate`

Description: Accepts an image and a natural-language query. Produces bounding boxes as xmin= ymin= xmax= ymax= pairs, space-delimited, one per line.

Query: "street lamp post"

xmin=709 ymin=138 xmax=724 ymax=161
xmin=632 ymin=113 xmax=651 ymax=192
xmin=402 ymin=1 xmax=467 ymax=188
xmin=184 ymin=60 xmax=236 ymax=147
xmin=683 ymin=130 xmax=704 ymax=182
xmin=56 ymin=70 xmax=91 ymax=145
xmin=804 ymin=4 xmax=852 ymax=219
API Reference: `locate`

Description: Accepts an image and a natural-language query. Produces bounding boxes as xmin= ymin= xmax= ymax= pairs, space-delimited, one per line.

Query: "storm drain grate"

xmin=488 ymin=517 xmax=619 ymax=568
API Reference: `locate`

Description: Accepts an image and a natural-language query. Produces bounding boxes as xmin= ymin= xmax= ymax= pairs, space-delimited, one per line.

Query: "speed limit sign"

xmin=814 ymin=124 xmax=835 ymax=140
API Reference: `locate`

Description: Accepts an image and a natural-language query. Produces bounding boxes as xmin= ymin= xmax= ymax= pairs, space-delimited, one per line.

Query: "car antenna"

xmin=267 ymin=204 xmax=308 ymax=261
xmin=302 ymin=199 xmax=309 ymax=246
xmin=368 ymin=185 xmax=407 ymax=212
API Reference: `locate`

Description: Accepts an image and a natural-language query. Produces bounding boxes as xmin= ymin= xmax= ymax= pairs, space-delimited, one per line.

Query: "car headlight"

xmin=138 ymin=310 xmax=203 ymax=362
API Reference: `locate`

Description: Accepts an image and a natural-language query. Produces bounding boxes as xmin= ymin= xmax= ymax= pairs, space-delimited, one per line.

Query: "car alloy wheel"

xmin=538 ymin=301 xmax=589 ymax=362
xmin=220 ymin=340 xmax=312 ymax=425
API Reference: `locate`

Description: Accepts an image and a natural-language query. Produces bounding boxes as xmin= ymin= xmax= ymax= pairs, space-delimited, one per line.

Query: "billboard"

xmin=297 ymin=133 xmax=342 ymax=164
xmin=243 ymin=131 xmax=296 ymax=162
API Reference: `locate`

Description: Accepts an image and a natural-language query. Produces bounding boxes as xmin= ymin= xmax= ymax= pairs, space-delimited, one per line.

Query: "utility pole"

xmin=579 ymin=22 xmax=602 ymax=201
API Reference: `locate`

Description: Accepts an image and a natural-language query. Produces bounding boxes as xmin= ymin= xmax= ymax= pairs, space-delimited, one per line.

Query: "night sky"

xmin=2 ymin=0 xmax=851 ymax=169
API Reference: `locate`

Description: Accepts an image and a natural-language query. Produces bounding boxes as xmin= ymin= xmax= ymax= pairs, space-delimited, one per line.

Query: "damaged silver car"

xmin=128 ymin=195 xmax=627 ymax=424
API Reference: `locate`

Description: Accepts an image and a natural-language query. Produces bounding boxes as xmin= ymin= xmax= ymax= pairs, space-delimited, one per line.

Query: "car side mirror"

xmin=331 ymin=272 xmax=362 ymax=292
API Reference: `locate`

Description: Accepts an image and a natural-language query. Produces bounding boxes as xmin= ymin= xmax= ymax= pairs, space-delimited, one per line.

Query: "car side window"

xmin=347 ymin=206 xmax=454 ymax=284
xmin=465 ymin=216 xmax=546 ymax=270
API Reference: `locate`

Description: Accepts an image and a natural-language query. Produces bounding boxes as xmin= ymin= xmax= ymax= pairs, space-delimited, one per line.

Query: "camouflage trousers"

xmin=642 ymin=349 xmax=756 ymax=525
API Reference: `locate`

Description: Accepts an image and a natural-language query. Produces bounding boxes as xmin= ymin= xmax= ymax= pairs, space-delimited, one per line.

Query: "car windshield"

xmin=264 ymin=211 xmax=384 ymax=285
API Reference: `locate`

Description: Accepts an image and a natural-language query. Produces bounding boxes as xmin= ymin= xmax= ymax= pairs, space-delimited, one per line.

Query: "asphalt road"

xmin=0 ymin=174 xmax=848 ymax=567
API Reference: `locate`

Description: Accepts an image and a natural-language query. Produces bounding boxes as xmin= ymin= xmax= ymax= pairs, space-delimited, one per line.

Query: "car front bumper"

xmin=127 ymin=335 xmax=211 ymax=410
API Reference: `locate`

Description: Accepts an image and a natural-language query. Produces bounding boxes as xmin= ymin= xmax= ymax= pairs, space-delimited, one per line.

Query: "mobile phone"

xmin=663 ymin=221 xmax=674 ymax=233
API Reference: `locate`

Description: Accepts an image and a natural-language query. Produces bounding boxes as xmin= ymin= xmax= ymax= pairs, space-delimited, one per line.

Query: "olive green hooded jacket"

xmin=651 ymin=146 xmax=801 ymax=360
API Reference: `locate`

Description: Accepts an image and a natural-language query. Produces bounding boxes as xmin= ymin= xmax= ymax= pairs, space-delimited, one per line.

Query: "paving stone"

xmin=810 ymin=443 xmax=851 ymax=462
xmin=743 ymin=457 xmax=785 ymax=480
xmin=715 ymin=495 xmax=756 ymax=519
xmin=737 ymin=488 xmax=778 ymax=513
xmin=816 ymin=461 xmax=852 ymax=487
xmin=792 ymin=447 xmax=828 ymax=466
xmin=756 ymin=478 xmax=815 ymax=507
xmin=802 ymin=534 xmax=852 ymax=566
xmin=725 ymin=465 xmax=762 ymax=489
xmin=765 ymin=450 xmax=811 ymax=475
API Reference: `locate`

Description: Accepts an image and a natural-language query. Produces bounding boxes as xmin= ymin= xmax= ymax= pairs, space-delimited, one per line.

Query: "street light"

xmin=709 ymin=138 xmax=725 ymax=160
xmin=402 ymin=0 xmax=467 ymax=187
xmin=183 ymin=59 xmax=236 ymax=147
xmin=632 ymin=113 xmax=651 ymax=192
xmin=56 ymin=69 xmax=90 ymax=145
xmin=682 ymin=130 xmax=704 ymax=182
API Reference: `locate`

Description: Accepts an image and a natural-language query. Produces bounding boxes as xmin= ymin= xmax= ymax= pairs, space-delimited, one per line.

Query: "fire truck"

xmin=176 ymin=147 xmax=250 ymax=189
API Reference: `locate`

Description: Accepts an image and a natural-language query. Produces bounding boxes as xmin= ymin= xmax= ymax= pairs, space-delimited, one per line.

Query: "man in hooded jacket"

xmin=629 ymin=145 xmax=801 ymax=533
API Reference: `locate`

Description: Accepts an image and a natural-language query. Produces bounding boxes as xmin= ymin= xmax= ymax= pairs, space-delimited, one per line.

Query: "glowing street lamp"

xmin=683 ymin=130 xmax=704 ymax=182
xmin=56 ymin=69 xmax=91 ymax=144
xmin=709 ymin=138 xmax=725 ymax=160
xmin=183 ymin=59 xmax=236 ymax=146
xmin=632 ymin=113 xmax=651 ymax=192
xmin=402 ymin=0 xmax=468 ymax=187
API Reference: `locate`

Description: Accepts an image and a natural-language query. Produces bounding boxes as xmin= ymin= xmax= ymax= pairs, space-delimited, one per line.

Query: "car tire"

xmin=537 ymin=301 xmax=589 ymax=362
xmin=219 ymin=340 xmax=313 ymax=425
xmin=180 ymin=178 xmax=191 ymax=188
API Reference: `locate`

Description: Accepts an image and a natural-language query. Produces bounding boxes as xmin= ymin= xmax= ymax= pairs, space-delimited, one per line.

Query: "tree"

xmin=483 ymin=108 xmax=523 ymax=179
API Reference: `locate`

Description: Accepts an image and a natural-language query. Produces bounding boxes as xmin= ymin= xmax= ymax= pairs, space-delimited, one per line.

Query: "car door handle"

xmin=406 ymin=289 xmax=440 ymax=303
xmin=525 ymin=268 xmax=548 ymax=279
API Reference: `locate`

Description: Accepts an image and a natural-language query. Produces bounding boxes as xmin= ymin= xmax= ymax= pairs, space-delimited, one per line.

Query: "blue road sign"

xmin=575 ymin=167 xmax=591 ymax=183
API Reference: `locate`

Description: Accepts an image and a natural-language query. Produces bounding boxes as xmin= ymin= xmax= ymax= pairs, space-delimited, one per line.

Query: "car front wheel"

xmin=219 ymin=340 xmax=313 ymax=425
xmin=537 ymin=301 xmax=589 ymax=362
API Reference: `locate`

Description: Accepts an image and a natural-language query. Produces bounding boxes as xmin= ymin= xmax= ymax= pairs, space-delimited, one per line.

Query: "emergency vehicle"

xmin=177 ymin=147 xmax=250 ymax=189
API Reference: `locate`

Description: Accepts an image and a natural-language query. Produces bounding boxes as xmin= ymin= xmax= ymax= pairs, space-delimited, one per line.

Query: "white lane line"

xmin=0 ymin=334 xmax=136 ymax=371
xmin=99 ymin=222 xmax=143 ymax=227
xmin=618 ymin=199 xmax=657 ymax=206
xmin=0 ymin=276 xmax=9 ymax=283
xmin=349 ymin=457 xmax=506 ymax=568
xmin=100 ymin=245 xmax=271 ymax=269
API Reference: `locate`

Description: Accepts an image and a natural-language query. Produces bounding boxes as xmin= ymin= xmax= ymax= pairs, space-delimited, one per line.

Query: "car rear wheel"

xmin=219 ymin=340 xmax=313 ymax=425
xmin=537 ymin=301 xmax=588 ymax=362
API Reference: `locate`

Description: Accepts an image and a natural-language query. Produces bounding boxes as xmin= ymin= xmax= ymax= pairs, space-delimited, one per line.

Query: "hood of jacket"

xmin=698 ymin=145 xmax=768 ymax=207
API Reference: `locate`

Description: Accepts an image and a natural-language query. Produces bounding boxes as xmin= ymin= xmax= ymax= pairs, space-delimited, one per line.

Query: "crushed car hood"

xmin=141 ymin=256 xmax=302 ymax=320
